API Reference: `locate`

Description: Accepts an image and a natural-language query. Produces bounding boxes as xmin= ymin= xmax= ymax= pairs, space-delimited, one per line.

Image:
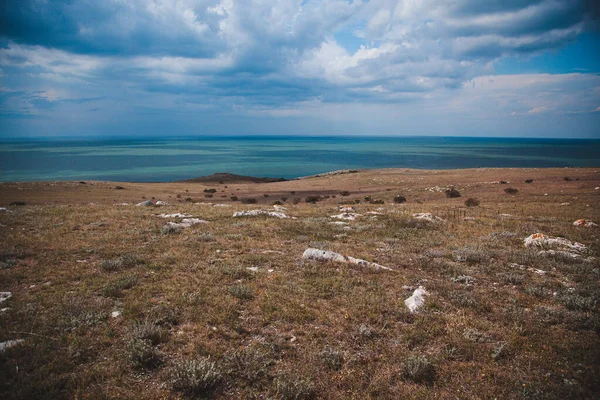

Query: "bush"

xmin=9 ymin=201 xmax=26 ymax=206
xmin=169 ymin=358 xmax=223 ymax=397
xmin=445 ymin=188 xmax=461 ymax=198
xmin=115 ymin=186 xmax=125 ymax=190
xmin=364 ymin=195 xmax=372 ymax=202
xmin=100 ymin=275 xmax=137 ymax=297
xmin=203 ymin=188 xmax=217 ymax=193
xmin=273 ymin=200 xmax=283 ymax=205
xmin=161 ymin=224 xmax=181 ymax=235
xmin=230 ymin=196 xmax=238 ymax=201
xmin=504 ymin=188 xmax=518 ymax=195
xmin=402 ymin=355 xmax=436 ymax=384
xmin=126 ymin=338 xmax=161 ymax=369
xmin=130 ymin=320 xmax=168 ymax=345
xmin=241 ymin=198 xmax=257 ymax=204
xmin=464 ymin=197 xmax=480 ymax=207
xmin=393 ymin=195 xmax=406 ymax=204
xmin=340 ymin=191 xmax=350 ymax=196
xmin=204 ymin=193 xmax=213 ymax=198
xmin=525 ymin=179 xmax=533 ymax=183
xmin=228 ymin=284 xmax=254 ymax=300
xmin=563 ymin=176 xmax=572 ymax=181
xmin=275 ymin=375 xmax=316 ymax=400
xmin=280 ymin=196 xmax=288 ymax=202
xmin=305 ymin=195 xmax=322 ymax=203
xmin=370 ymin=199 xmax=384 ymax=204
xmin=263 ymin=193 xmax=269 ymax=197
xmin=320 ymin=347 xmax=343 ymax=371
xmin=292 ymin=197 xmax=301 ymax=205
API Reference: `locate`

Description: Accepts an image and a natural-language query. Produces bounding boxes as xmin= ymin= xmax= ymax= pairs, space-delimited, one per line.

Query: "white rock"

xmin=404 ymin=287 xmax=429 ymax=313
xmin=302 ymin=248 xmax=392 ymax=271
xmin=213 ymin=204 xmax=231 ymax=207
xmin=0 ymin=339 xmax=24 ymax=352
xmin=111 ymin=311 xmax=122 ymax=318
xmin=330 ymin=213 xmax=361 ymax=221
xmin=0 ymin=207 xmax=10 ymax=212
xmin=412 ymin=213 xmax=445 ymax=224
xmin=330 ymin=221 xmax=349 ymax=226
xmin=573 ymin=219 xmax=597 ymax=227
xmin=136 ymin=200 xmax=154 ymax=206
xmin=246 ymin=267 xmax=259 ymax=272
xmin=233 ymin=210 xmax=290 ymax=219
xmin=1 ymin=308 xmax=10 ymax=313
xmin=560 ymin=202 xmax=570 ymax=206
xmin=524 ymin=233 xmax=587 ymax=253
xmin=339 ymin=206 xmax=355 ymax=213
xmin=165 ymin=218 xmax=208 ymax=229
xmin=595 ymin=187 xmax=600 ymax=190
xmin=157 ymin=213 xmax=193 ymax=218
xmin=273 ymin=205 xmax=287 ymax=211
xmin=0 ymin=292 xmax=12 ymax=303
xmin=538 ymin=250 xmax=580 ymax=259
xmin=366 ymin=211 xmax=383 ymax=215
xmin=155 ymin=201 xmax=168 ymax=206
xmin=499 ymin=214 xmax=512 ymax=218
xmin=115 ymin=203 xmax=130 ymax=206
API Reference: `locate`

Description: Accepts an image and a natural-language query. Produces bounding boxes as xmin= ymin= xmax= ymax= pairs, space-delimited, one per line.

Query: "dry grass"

xmin=0 ymin=167 xmax=599 ymax=399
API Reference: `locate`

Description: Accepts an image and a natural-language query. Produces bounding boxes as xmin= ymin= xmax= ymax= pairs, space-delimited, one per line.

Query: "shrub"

xmin=228 ymin=284 xmax=254 ymax=300
xmin=230 ymin=196 xmax=238 ymax=201
xmin=99 ymin=258 xmax=123 ymax=272
xmin=364 ymin=195 xmax=372 ymax=202
xmin=275 ymin=375 xmax=316 ymax=400
xmin=305 ymin=195 xmax=321 ymax=203
xmin=9 ymin=201 xmax=26 ymax=206
xmin=204 ymin=193 xmax=213 ymax=198
xmin=126 ymin=338 xmax=161 ymax=369
xmin=241 ymin=198 xmax=257 ymax=204
xmin=340 ymin=191 xmax=350 ymax=196
xmin=504 ymin=188 xmax=519 ymax=195
xmin=491 ymin=342 xmax=507 ymax=361
xmin=161 ymin=224 xmax=181 ymax=235
xmin=169 ymin=358 xmax=223 ymax=397
xmin=273 ymin=200 xmax=283 ymax=205
xmin=370 ymin=199 xmax=384 ymax=204
xmin=280 ymin=196 xmax=288 ymax=202
xmin=292 ymin=197 xmax=301 ymax=205
xmin=130 ymin=320 xmax=168 ymax=345
xmin=464 ymin=197 xmax=480 ymax=207
xmin=525 ymin=179 xmax=533 ymax=183
xmin=224 ymin=346 xmax=273 ymax=381
xmin=558 ymin=293 xmax=597 ymax=311
xmin=563 ymin=176 xmax=572 ymax=181
xmin=197 ymin=232 xmax=216 ymax=242
xmin=320 ymin=347 xmax=343 ymax=371
xmin=263 ymin=193 xmax=269 ymax=197
xmin=445 ymin=188 xmax=461 ymax=198
xmin=204 ymin=188 xmax=217 ymax=193
xmin=100 ymin=275 xmax=137 ymax=297
xmin=115 ymin=186 xmax=125 ymax=190
xmin=393 ymin=195 xmax=406 ymax=204
xmin=402 ymin=355 xmax=436 ymax=384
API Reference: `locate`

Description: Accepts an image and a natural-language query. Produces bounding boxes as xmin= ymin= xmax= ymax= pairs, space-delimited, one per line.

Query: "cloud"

xmin=0 ymin=0 xmax=598 ymax=137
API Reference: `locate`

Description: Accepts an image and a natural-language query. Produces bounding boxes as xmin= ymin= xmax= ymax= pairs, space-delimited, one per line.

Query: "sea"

xmin=0 ymin=136 xmax=599 ymax=182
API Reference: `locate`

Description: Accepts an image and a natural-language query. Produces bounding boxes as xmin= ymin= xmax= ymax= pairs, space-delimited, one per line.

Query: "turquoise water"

xmin=0 ymin=136 xmax=598 ymax=182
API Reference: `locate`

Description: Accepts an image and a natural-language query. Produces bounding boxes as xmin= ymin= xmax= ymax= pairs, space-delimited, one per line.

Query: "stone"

xmin=404 ymin=287 xmax=429 ymax=313
xmin=157 ymin=213 xmax=193 ymax=218
xmin=136 ymin=200 xmax=154 ymax=206
xmin=0 ymin=292 xmax=12 ymax=303
xmin=524 ymin=233 xmax=587 ymax=254
xmin=233 ymin=210 xmax=290 ymax=219
xmin=412 ymin=213 xmax=445 ymax=224
xmin=155 ymin=201 xmax=168 ymax=206
xmin=0 ymin=339 xmax=24 ymax=352
xmin=573 ymin=219 xmax=597 ymax=227
xmin=302 ymin=248 xmax=392 ymax=271
xmin=111 ymin=310 xmax=122 ymax=318
xmin=330 ymin=212 xmax=361 ymax=221
xmin=165 ymin=218 xmax=208 ymax=229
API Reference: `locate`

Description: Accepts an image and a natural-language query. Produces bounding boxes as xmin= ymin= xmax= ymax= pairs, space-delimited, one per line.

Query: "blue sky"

xmin=0 ymin=0 xmax=599 ymax=138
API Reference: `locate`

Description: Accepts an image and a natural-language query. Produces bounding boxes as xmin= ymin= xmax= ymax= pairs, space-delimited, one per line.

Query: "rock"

xmin=339 ymin=206 xmax=355 ymax=213
xmin=246 ymin=267 xmax=259 ymax=272
xmin=1 ymin=308 xmax=10 ymax=313
xmin=136 ymin=200 xmax=154 ymax=206
xmin=560 ymin=202 xmax=570 ymax=206
xmin=524 ymin=233 xmax=587 ymax=254
xmin=111 ymin=311 xmax=122 ymax=318
xmin=330 ymin=221 xmax=349 ymax=226
xmin=0 ymin=207 xmax=10 ymax=212
xmin=0 ymin=292 xmax=12 ymax=303
xmin=233 ymin=210 xmax=291 ymax=219
xmin=157 ymin=213 xmax=193 ymax=218
xmin=330 ymin=213 xmax=361 ymax=221
xmin=273 ymin=205 xmax=287 ymax=211
xmin=573 ymin=219 xmax=597 ymax=227
xmin=155 ymin=201 xmax=168 ymax=206
xmin=213 ymin=204 xmax=231 ymax=207
xmin=595 ymin=187 xmax=600 ymax=190
xmin=302 ymin=248 xmax=393 ymax=271
xmin=165 ymin=218 xmax=208 ymax=229
xmin=412 ymin=213 xmax=445 ymax=224
xmin=538 ymin=250 xmax=580 ymax=259
xmin=366 ymin=211 xmax=383 ymax=215
xmin=0 ymin=339 xmax=24 ymax=352
xmin=499 ymin=214 xmax=512 ymax=218
xmin=404 ymin=287 xmax=429 ymax=313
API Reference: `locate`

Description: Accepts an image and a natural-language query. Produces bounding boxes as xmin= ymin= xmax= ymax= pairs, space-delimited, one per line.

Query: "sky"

xmin=0 ymin=0 xmax=599 ymax=139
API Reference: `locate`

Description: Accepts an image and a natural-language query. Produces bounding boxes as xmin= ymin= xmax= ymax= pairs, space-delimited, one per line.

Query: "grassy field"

xmin=0 ymin=167 xmax=599 ymax=399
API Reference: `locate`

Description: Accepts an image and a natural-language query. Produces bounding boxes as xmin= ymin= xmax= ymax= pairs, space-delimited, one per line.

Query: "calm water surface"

xmin=0 ymin=136 xmax=598 ymax=182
